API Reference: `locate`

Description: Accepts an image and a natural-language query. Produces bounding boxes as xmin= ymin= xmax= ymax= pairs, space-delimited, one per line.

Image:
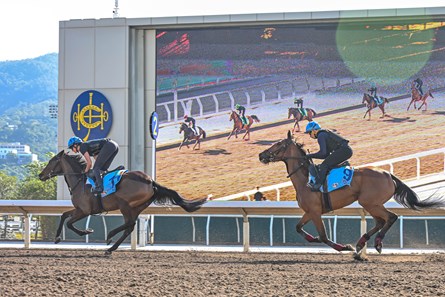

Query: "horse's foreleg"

xmin=65 ymin=209 xmax=93 ymax=237
xmin=311 ymin=214 xmax=354 ymax=252
xmin=407 ymin=99 xmax=414 ymax=111
xmin=296 ymin=213 xmax=321 ymax=243
xmin=227 ymin=129 xmax=236 ymax=140
xmin=54 ymin=209 xmax=76 ymax=243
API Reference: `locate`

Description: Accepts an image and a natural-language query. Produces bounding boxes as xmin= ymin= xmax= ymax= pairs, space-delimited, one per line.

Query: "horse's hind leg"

xmin=374 ymin=211 xmax=398 ymax=253
xmin=106 ymin=205 xmax=148 ymax=255
xmin=355 ymin=216 xmax=385 ymax=254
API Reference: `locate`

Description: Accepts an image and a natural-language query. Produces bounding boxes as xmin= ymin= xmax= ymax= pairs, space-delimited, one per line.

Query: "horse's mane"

xmin=64 ymin=150 xmax=87 ymax=172
xmin=294 ymin=140 xmax=307 ymax=156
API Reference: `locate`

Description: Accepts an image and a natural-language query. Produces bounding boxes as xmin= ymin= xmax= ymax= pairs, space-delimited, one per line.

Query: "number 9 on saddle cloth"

xmin=308 ymin=162 xmax=354 ymax=193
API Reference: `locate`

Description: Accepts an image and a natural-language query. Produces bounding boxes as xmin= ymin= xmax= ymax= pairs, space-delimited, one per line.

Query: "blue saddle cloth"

xmin=373 ymin=96 xmax=384 ymax=106
xmin=87 ymin=170 xmax=128 ymax=198
xmin=309 ymin=166 xmax=354 ymax=193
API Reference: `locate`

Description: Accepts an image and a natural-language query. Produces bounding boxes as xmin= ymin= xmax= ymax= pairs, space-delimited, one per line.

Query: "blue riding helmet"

xmin=305 ymin=121 xmax=321 ymax=134
xmin=68 ymin=136 xmax=83 ymax=148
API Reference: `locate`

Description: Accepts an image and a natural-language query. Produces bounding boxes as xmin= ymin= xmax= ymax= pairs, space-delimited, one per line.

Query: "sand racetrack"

xmin=157 ymin=96 xmax=445 ymax=201
xmin=1 ymin=249 xmax=445 ymax=296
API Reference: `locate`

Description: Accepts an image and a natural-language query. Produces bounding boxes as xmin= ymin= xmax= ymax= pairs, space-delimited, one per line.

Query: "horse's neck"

xmin=285 ymin=158 xmax=308 ymax=188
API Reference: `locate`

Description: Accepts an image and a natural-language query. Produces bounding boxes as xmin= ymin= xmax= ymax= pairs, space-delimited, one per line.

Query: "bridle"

xmin=265 ymin=139 xmax=309 ymax=178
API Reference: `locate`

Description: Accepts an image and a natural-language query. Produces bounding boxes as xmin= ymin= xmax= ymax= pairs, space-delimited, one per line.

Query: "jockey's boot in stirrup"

xmin=92 ymin=169 xmax=104 ymax=194
xmin=311 ymin=164 xmax=328 ymax=190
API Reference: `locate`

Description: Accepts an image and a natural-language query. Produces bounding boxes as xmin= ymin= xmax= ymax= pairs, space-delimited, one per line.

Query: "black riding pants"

xmin=321 ymin=144 xmax=353 ymax=169
xmin=93 ymin=140 xmax=119 ymax=172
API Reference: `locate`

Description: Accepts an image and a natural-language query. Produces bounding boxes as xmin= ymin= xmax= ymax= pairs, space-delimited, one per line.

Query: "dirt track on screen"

xmin=157 ymin=99 xmax=445 ymax=201
xmin=1 ymin=249 xmax=445 ymax=296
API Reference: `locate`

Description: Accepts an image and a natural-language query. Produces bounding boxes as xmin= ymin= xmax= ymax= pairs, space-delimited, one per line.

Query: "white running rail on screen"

xmin=213 ymin=147 xmax=445 ymax=202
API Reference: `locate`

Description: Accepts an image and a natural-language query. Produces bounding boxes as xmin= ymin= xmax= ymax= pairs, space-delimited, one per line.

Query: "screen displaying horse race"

xmin=154 ymin=18 xmax=445 ymax=201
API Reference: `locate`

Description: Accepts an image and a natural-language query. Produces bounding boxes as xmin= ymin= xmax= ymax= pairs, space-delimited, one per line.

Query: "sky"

xmin=1 ymin=0 xmax=445 ymax=62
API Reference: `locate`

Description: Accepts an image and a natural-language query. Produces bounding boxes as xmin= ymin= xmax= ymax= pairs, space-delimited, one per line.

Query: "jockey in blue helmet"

xmin=68 ymin=136 xmax=83 ymax=149
xmin=305 ymin=121 xmax=353 ymax=191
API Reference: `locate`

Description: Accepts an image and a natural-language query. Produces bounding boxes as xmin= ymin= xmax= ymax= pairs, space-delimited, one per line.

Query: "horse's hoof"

xmin=345 ymin=244 xmax=355 ymax=251
xmin=55 ymin=237 xmax=61 ymax=244
xmin=104 ymin=250 xmax=112 ymax=256
xmin=353 ymin=251 xmax=368 ymax=262
xmin=375 ymin=244 xmax=382 ymax=254
xmin=85 ymin=228 xmax=94 ymax=234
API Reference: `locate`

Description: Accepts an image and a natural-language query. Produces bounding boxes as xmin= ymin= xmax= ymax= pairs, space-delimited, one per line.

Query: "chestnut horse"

xmin=39 ymin=150 xmax=207 ymax=255
xmin=407 ymin=83 xmax=434 ymax=111
xmin=362 ymin=93 xmax=389 ymax=120
xmin=287 ymin=107 xmax=317 ymax=133
xmin=178 ymin=122 xmax=206 ymax=150
xmin=259 ymin=131 xmax=445 ymax=259
xmin=227 ymin=110 xmax=260 ymax=141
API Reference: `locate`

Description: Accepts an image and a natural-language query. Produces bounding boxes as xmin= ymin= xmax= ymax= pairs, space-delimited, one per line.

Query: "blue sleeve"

xmin=307 ymin=132 xmax=329 ymax=159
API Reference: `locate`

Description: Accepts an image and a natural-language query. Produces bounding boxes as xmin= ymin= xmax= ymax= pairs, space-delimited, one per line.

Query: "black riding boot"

xmin=312 ymin=164 xmax=328 ymax=190
xmin=93 ymin=169 xmax=103 ymax=194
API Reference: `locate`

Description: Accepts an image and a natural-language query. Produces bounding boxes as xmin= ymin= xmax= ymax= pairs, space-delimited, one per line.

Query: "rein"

xmin=267 ymin=139 xmax=309 ymax=178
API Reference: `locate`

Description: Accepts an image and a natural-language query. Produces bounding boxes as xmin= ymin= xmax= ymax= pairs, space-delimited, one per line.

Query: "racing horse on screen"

xmin=287 ymin=107 xmax=317 ymax=133
xmin=259 ymin=131 xmax=445 ymax=260
xmin=178 ymin=122 xmax=207 ymax=150
xmin=227 ymin=110 xmax=260 ymax=141
xmin=407 ymin=82 xmax=434 ymax=111
xmin=39 ymin=150 xmax=207 ymax=255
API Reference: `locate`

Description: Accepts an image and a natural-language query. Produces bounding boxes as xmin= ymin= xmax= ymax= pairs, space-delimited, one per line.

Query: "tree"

xmin=0 ymin=170 xmax=17 ymax=199
xmin=15 ymin=155 xmax=57 ymax=240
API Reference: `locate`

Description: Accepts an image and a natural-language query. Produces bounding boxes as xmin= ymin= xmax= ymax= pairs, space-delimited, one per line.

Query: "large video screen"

xmin=154 ymin=19 xmax=445 ymax=201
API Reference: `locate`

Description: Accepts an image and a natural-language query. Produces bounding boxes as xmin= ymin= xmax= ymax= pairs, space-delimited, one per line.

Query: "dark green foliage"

xmin=0 ymin=54 xmax=58 ymax=174
xmin=0 ymin=53 xmax=58 ymax=113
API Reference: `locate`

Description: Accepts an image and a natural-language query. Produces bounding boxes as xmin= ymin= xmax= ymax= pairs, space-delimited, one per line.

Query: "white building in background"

xmin=0 ymin=143 xmax=38 ymax=164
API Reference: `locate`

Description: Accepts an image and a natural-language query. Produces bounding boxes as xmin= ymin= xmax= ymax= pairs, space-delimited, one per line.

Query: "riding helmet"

xmin=305 ymin=121 xmax=321 ymax=134
xmin=235 ymin=104 xmax=240 ymax=109
xmin=183 ymin=115 xmax=188 ymax=119
xmin=68 ymin=136 xmax=83 ymax=148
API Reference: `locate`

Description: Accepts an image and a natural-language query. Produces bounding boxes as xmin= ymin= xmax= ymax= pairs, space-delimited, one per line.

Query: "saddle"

xmin=87 ymin=166 xmax=127 ymax=198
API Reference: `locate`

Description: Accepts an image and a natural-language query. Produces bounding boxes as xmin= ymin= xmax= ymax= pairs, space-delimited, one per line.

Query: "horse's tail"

xmin=429 ymin=90 xmax=434 ymax=98
xmin=391 ymin=174 xmax=445 ymax=210
xmin=384 ymin=98 xmax=389 ymax=104
xmin=151 ymin=181 xmax=207 ymax=212
xmin=309 ymin=109 xmax=317 ymax=117
xmin=251 ymin=115 xmax=260 ymax=123
xmin=202 ymin=129 xmax=206 ymax=139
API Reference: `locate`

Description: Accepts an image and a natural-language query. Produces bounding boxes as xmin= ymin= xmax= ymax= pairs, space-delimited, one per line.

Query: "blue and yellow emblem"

xmin=70 ymin=90 xmax=113 ymax=141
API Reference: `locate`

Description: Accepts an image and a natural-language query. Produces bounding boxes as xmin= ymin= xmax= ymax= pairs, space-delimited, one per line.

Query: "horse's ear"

xmin=287 ymin=130 xmax=292 ymax=140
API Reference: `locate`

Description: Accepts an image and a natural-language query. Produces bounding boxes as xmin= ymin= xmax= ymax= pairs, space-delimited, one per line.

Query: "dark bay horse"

xmin=227 ymin=110 xmax=260 ymax=141
xmin=259 ymin=131 xmax=445 ymax=259
xmin=179 ymin=122 xmax=206 ymax=150
xmin=362 ymin=93 xmax=389 ymax=120
xmin=287 ymin=107 xmax=317 ymax=133
xmin=407 ymin=83 xmax=434 ymax=111
xmin=39 ymin=150 xmax=207 ymax=255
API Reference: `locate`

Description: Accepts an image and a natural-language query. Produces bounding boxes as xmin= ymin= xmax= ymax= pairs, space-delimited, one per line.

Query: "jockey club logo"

xmin=70 ymin=90 xmax=113 ymax=141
